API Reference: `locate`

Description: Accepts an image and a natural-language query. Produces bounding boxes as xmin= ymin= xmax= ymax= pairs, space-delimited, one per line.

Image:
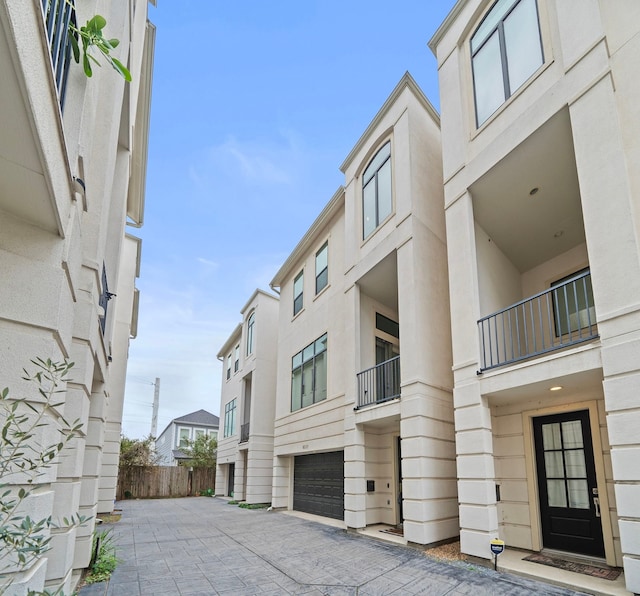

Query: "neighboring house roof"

xmin=157 ymin=409 xmax=220 ymax=439
xmin=172 ymin=449 xmax=189 ymax=460
xmin=173 ymin=409 xmax=219 ymax=426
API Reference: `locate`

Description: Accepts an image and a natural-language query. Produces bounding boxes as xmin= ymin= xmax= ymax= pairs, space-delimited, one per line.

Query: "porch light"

xmin=550 ymin=386 xmax=563 ymax=391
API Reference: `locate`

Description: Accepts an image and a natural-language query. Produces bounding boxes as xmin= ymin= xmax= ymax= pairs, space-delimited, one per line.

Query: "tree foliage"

xmin=179 ymin=435 xmax=217 ymax=468
xmin=0 ymin=358 xmax=87 ymax=595
xmin=119 ymin=435 xmax=160 ymax=468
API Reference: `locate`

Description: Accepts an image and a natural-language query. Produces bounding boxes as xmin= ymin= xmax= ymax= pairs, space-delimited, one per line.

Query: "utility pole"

xmin=150 ymin=377 xmax=160 ymax=439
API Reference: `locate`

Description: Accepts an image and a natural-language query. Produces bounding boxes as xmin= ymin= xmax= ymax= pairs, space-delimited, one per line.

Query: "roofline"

xmin=217 ymin=323 xmax=242 ymax=358
xmin=339 ymin=72 xmax=440 ymax=174
xmin=270 ymin=186 xmax=345 ymax=288
xmin=240 ymin=288 xmax=279 ymax=315
xmin=428 ymin=0 xmax=468 ymax=56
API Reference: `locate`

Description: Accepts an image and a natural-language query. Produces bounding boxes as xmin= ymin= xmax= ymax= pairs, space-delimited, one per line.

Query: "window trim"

xmin=177 ymin=426 xmax=190 ymax=448
xmin=362 ymin=141 xmax=392 ymax=240
xmin=291 ymin=333 xmax=328 ymax=412
xmin=293 ymin=270 xmax=304 ymax=316
xmin=246 ymin=312 xmax=255 ymax=356
xmin=470 ymin=0 xmax=544 ymax=127
xmin=315 ymin=242 xmax=329 ymax=295
xmin=223 ymin=399 xmax=237 ymax=438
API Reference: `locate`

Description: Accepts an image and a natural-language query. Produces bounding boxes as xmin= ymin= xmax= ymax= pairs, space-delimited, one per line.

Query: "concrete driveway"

xmin=80 ymin=498 xmax=585 ymax=596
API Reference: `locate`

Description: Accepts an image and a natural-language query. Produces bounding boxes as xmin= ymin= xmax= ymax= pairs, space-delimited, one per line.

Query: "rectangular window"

xmin=224 ymin=399 xmax=237 ymax=438
xmin=226 ymin=353 xmax=232 ymax=380
xmin=315 ymin=242 xmax=329 ymax=294
xmin=363 ymin=142 xmax=392 ymax=239
xmin=195 ymin=429 xmax=205 ymax=440
xmin=293 ymin=270 xmax=304 ymax=316
xmin=291 ymin=334 xmax=327 ymax=412
xmin=234 ymin=344 xmax=240 ymax=372
xmin=376 ymin=312 xmax=399 ymax=339
xmin=471 ymin=0 xmax=543 ymax=126
xmin=178 ymin=428 xmax=190 ymax=448
xmin=246 ymin=312 xmax=255 ymax=356
xmin=551 ymin=268 xmax=594 ymax=336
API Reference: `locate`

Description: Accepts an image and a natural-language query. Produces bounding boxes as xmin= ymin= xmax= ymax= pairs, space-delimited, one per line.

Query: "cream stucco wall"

xmin=432 ymin=1 xmax=640 ymax=590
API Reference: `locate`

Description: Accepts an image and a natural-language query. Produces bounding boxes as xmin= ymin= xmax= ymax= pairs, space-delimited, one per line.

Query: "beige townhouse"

xmin=0 ymin=0 xmax=154 ymax=592
xmin=216 ymin=289 xmax=279 ymax=504
xmin=269 ymin=74 xmax=458 ymax=547
xmin=430 ymin=0 xmax=640 ymax=592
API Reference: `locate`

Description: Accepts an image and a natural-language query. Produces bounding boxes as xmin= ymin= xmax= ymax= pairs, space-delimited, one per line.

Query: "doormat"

xmin=380 ymin=527 xmax=404 ymax=536
xmin=522 ymin=553 xmax=621 ymax=580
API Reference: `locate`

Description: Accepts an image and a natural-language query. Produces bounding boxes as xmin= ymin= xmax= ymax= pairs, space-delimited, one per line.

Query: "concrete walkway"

xmin=80 ymin=498 xmax=587 ymax=596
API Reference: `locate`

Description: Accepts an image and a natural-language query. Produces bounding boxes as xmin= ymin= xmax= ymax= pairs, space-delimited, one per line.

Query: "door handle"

xmin=593 ymin=497 xmax=601 ymax=518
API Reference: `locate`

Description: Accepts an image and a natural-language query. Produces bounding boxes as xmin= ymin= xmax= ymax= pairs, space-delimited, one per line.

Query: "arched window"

xmin=246 ymin=312 xmax=255 ymax=356
xmin=362 ymin=141 xmax=392 ymax=239
xmin=471 ymin=0 xmax=543 ymax=126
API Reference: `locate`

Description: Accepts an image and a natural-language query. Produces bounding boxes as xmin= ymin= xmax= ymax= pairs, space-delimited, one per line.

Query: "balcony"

xmin=478 ymin=270 xmax=598 ymax=372
xmin=239 ymin=422 xmax=250 ymax=444
xmin=41 ymin=0 xmax=76 ymax=109
xmin=356 ymin=356 xmax=401 ymax=409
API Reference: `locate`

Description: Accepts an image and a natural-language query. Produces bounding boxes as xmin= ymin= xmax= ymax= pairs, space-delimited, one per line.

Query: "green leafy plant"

xmin=0 ymin=358 xmax=87 ymax=594
xmin=83 ymin=528 xmax=118 ymax=584
xmin=199 ymin=488 xmax=214 ymax=497
xmin=119 ymin=435 xmax=160 ymax=468
xmin=227 ymin=500 xmax=239 ymax=505
xmin=179 ymin=434 xmax=217 ymax=469
xmin=65 ymin=1 xmax=131 ymax=81
xmin=238 ymin=503 xmax=270 ymax=510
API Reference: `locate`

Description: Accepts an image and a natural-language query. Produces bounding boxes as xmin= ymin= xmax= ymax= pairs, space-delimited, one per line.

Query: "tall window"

xmin=315 ymin=242 xmax=328 ymax=294
xmin=551 ymin=268 xmax=594 ymax=336
xmin=246 ymin=312 xmax=255 ymax=356
xmin=178 ymin=428 xmax=190 ymax=448
xmin=293 ymin=270 xmax=304 ymax=316
xmin=291 ymin=334 xmax=327 ymax=412
xmin=224 ymin=399 xmax=237 ymax=437
xmin=363 ymin=141 xmax=392 ymax=239
xmin=234 ymin=344 xmax=240 ymax=372
xmin=471 ymin=0 xmax=543 ymax=126
xmin=226 ymin=353 xmax=232 ymax=380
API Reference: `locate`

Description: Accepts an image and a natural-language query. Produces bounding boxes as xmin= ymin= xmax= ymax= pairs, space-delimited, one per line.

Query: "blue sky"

xmin=122 ymin=1 xmax=457 ymax=438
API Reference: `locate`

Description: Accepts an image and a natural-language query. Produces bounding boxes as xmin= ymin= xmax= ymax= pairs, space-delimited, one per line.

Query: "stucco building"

xmin=0 ymin=0 xmax=154 ymax=592
xmin=270 ymin=74 xmax=457 ymax=546
xmin=429 ymin=0 xmax=640 ymax=591
xmin=216 ymin=290 xmax=279 ymax=504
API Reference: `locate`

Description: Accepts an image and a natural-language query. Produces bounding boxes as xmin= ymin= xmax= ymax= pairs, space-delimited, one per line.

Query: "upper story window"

xmin=291 ymin=334 xmax=327 ymax=412
xmin=178 ymin=427 xmax=190 ymax=448
xmin=234 ymin=344 xmax=240 ymax=372
xmin=293 ymin=270 xmax=304 ymax=316
xmin=471 ymin=0 xmax=543 ymax=126
xmin=226 ymin=353 xmax=232 ymax=379
xmin=363 ymin=141 xmax=392 ymax=239
xmin=315 ymin=242 xmax=328 ymax=294
xmin=223 ymin=399 xmax=237 ymax=437
xmin=246 ymin=312 xmax=255 ymax=356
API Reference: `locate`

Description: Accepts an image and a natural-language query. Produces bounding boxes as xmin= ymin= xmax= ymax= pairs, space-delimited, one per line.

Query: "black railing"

xmin=239 ymin=422 xmax=250 ymax=443
xmin=356 ymin=356 xmax=401 ymax=409
xmin=478 ymin=271 xmax=597 ymax=372
xmin=41 ymin=0 xmax=76 ymax=109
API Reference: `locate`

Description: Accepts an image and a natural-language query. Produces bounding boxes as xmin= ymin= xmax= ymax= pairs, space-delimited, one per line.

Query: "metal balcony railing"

xmin=41 ymin=0 xmax=76 ymax=109
xmin=478 ymin=271 xmax=598 ymax=372
xmin=356 ymin=355 xmax=401 ymax=409
xmin=239 ymin=422 xmax=250 ymax=443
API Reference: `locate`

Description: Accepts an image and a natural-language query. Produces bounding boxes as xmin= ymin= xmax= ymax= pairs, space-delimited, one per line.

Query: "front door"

xmin=533 ymin=410 xmax=604 ymax=557
xmin=227 ymin=463 xmax=235 ymax=498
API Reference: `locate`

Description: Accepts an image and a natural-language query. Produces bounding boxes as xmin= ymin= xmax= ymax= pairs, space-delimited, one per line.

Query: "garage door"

xmin=293 ymin=451 xmax=344 ymax=520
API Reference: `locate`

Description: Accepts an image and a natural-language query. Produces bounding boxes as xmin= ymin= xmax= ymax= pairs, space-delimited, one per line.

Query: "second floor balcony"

xmin=478 ymin=270 xmax=598 ymax=372
xmin=356 ymin=356 xmax=401 ymax=409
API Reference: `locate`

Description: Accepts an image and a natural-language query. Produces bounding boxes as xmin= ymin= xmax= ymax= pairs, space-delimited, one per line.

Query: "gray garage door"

xmin=293 ymin=451 xmax=344 ymax=520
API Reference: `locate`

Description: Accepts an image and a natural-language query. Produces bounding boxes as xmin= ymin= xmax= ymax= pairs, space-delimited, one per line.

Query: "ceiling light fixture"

xmin=550 ymin=386 xmax=563 ymax=391
xmin=529 ymin=187 xmax=539 ymax=196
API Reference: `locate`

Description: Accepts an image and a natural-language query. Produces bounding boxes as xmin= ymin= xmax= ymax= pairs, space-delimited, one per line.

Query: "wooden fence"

xmin=116 ymin=466 xmax=216 ymax=500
